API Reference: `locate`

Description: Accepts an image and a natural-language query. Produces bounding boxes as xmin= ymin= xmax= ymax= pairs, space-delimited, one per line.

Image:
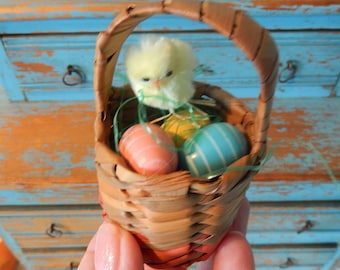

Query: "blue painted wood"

xmin=4 ymin=32 xmax=339 ymax=83
xmin=322 ymin=247 xmax=340 ymax=270
xmin=0 ymin=184 xmax=99 ymax=206
xmin=0 ymin=40 xmax=25 ymax=101
xmin=26 ymin=252 xmax=83 ymax=270
xmin=0 ymin=181 xmax=338 ymax=206
xmin=23 ymin=246 xmax=337 ymax=270
xmin=0 ymin=2 xmax=339 ymax=268
xmin=249 ymin=205 xmax=340 ymax=231
xmin=2 ymin=31 xmax=339 ymax=101
xmin=247 ymin=181 xmax=340 ymax=202
xmin=21 ymin=83 xmax=337 ymax=101
xmin=25 ymin=88 xmax=94 ymax=102
xmin=1 ymin=13 xmax=340 ymax=35
xmin=253 ymin=247 xmax=336 ymax=267
xmin=256 ymin=267 xmax=321 ymax=270
xmin=332 ymin=74 xmax=340 ymax=96
xmin=0 ymin=2 xmax=339 ymax=34
xmin=247 ymin=231 xmax=340 ymax=245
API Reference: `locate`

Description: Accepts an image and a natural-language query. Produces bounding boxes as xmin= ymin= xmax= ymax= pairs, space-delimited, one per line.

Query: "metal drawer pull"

xmin=69 ymin=262 xmax=79 ymax=269
xmin=279 ymin=257 xmax=294 ymax=268
xmin=279 ymin=60 xmax=298 ymax=83
xmin=62 ymin=65 xmax=86 ymax=86
xmin=297 ymin=220 xmax=314 ymax=234
xmin=46 ymin=223 xmax=63 ymax=238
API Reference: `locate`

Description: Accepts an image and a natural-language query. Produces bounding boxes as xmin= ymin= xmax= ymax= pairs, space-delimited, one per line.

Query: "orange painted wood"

xmin=0 ymin=0 xmax=338 ymax=21
xmin=0 ymin=102 xmax=96 ymax=184
xmin=0 ymin=98 xmax=338 ymax=185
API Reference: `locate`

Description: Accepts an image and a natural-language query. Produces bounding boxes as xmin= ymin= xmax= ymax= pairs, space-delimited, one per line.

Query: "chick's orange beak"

xmin=153 ymin=80 xmax=161 ymax=89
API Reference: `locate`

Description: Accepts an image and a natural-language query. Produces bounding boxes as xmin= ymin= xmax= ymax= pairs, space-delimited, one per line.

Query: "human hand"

xmin=78 ymin=198 xmax=254 ymax=270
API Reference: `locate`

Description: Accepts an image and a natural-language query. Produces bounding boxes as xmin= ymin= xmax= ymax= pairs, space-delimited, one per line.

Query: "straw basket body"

xmin=94 ymin=0 xmax=278 ymax=268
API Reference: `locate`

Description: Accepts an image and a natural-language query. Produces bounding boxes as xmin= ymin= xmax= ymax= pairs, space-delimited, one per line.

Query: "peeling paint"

xmin=1 ymin=98 xmax=338 ymax=184
xmin=12 ymin=61 xmax=55 ymax=74
xmin=0 ymin=3 xmax=130 ymax=21
xmin=0 ymin=102 xmax=96 ymax=183
xmin=21 ymin=148 xmax=94 ymax=178
xmin=252 ymin=2 xmax=340 ymax=11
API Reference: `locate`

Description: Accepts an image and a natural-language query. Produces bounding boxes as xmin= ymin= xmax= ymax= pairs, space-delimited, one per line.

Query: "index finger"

xmin=78 ymin=232 xmax=96 ymax=270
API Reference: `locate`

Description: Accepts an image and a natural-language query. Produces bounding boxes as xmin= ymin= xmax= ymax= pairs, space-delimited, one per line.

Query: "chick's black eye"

xmin=142 ymin=77 xmax=150 ymax=82
xmin=166 ymin=70 xmax=173 ymax=77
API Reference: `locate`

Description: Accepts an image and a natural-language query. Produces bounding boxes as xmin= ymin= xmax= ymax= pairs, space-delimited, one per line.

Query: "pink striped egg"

xmin=119 ymin=123 xmax=178 ymax=175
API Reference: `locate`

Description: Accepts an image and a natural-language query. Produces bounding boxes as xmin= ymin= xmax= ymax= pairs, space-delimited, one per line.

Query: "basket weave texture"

xmin=93 ymin=0 xmax=278 ymax=268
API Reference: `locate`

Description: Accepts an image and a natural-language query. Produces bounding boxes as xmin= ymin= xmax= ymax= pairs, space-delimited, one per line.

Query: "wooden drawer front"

xmin=2 ymin=31 xmax=339 ymax=101
xmin=248 ymin=203 xmax=340 ymax=245
xmin=24 ymin=246 xmax=337 ymax=270
xmin=249 ymin=204 xmax=340 ymax=230
xmin=253 ymin=246 xmax=337 ymax=270
xmin=25 ymin=250 xmax=83 ymax=270
xmin=2 ymin=35 xmax=96 ymax=101
xmin=0 ymin=207 xmax=102 ymax=249
xmin=25 ymin=247 xmax=338 ymax=270
xmin=0 ymin=1 xmax=339 ymax=34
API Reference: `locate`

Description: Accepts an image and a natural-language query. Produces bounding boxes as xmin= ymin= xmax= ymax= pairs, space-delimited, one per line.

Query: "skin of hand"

xmin=78 ymin=198 xmax=255 ymax=270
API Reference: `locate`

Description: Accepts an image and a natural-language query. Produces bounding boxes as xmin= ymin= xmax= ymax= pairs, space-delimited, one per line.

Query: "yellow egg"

xmin=162 ymin=108 xmax=210 ymax=147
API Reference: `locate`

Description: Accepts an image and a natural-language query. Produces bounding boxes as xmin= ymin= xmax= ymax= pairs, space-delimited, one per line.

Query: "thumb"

xmin=94 ymin=222 xmax=144 ymax=270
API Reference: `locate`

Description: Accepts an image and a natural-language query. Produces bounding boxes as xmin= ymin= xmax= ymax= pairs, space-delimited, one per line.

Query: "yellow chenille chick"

xmin=125 ymin=35 xmax=199 ymax=111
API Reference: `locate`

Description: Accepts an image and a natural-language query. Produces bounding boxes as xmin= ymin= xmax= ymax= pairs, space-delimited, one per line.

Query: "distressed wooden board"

xmin=247 ymin=231 xmax=340 ymax=245
xmin=0 ymin=0 xmax=339 ymax=33
xmin=253 ymin=246 xmax=337 ymax=268
xmin=1 ymin=31 xmax=339 ymax=101
xmin=6 ymin=204 xmax=338 ymax=235
xmin=247 ymin=181 xmax=340 ymax=202
xmin=22 ymin=246 xmax=337 ymax=270
xmin=249 ymin=204 xmax=340 ymax=231
xmin=1 ymin=205 xmax=338 ymax=249
xmin=0 ymin=41 xmax=24 ymax=101
xmin=256 ymin=267 xmax=321 ymax=270
xmin=1 ymin=97 xmax=338 ymax=185
xmin=0 ymin=184 xmax=99 ymax=205
xmin=0 ymin=102 xmax=96 ymax=183
xmin=0 ymin=207 xmax=102 ymax=234
xmin=259 ymin=98 xmax=340 ymax=182
xmin=11 ymin=234 xmax=93 ymax=250
xmin=0 ymin=180 xmax=338 ymax=207
xmin=256 ymin=267 xmax=322 ymax=270
xmin=24 ymin=249 xmax=84 ymax=270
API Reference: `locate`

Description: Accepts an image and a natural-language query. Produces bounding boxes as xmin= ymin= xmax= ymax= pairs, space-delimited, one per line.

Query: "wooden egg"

xmin=179 ymin=122 xmax=250 ymax=178
xmin=119 ymin=123 xmax=178 ymax=175
xmin=161 ymin=109 xmax=210 ymax=147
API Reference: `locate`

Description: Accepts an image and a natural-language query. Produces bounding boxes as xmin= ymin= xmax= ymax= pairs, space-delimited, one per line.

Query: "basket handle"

xmin=94 ymin=0 xmax=278 ymax=160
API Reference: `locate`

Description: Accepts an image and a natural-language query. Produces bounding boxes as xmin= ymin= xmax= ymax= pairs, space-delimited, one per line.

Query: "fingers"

xmin=79 ymin=198 xmax=252 ymax=270
xmin=215 ymin=197 xmax=253 ymax=270
xmin=196 ymin=197 xmax=253 ymax=270
xmin=229 ymin=197 xmax=250 ymax=235
xmin=78 ymin=232 xmax=96 ymax=270
xmin=212 ymin=232 xmax=255 ymax=270
xmin=79 ymin=222 xmax=144 ymax=270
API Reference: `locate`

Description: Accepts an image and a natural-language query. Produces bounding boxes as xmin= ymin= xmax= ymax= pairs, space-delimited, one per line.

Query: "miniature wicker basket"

xmin=94 ymin=0 xmax=278 ymax=268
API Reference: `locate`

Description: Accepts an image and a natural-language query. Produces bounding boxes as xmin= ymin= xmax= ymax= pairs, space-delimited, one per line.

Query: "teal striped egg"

xmin=179 ymin=122 xmax=250 ymax=178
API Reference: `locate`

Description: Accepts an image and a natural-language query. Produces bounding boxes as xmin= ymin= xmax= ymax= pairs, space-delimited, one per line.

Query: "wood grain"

xmin=0 ymin=98 xmax=338 ymax=185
